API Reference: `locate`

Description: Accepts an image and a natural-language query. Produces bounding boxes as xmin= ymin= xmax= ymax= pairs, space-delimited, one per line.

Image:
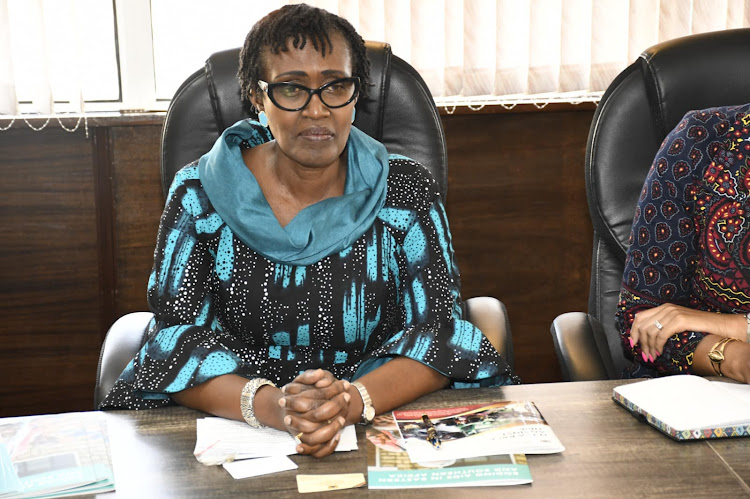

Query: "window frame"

xmin=112 ymin=0 xmax=164 ymax=112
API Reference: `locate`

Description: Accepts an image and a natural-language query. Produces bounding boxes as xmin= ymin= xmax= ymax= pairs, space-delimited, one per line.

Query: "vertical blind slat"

xmin=2 ymin=0 xmax=750 ymax=116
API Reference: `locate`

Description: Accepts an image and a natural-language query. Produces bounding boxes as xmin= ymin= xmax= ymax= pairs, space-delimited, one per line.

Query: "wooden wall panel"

xmin=110 ymin=125 xmax=164 ymax=319
xmin=442 ymin=110 xmax=595 ymax=383
xmin=0 ymin=108 xmax=597 ymax=416
xmin=0 ymin=128 xmax=101 ymax=416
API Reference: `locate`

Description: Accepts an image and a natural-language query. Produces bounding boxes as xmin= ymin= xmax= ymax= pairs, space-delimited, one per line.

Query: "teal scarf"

xmin=198 ymin=119 xmax=389 ymax=266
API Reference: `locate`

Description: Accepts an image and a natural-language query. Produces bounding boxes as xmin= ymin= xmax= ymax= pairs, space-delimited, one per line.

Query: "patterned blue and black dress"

xmin=100 ymin=121 xmax=517 ymax=409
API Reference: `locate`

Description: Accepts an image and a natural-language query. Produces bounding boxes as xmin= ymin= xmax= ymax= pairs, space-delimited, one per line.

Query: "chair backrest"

xmin=586 ymin=28 xmax=750 ymax=376
xmin=160 ymin=41 xmax=447 ymax=197
xmin=156 ymin=41 xmax=518 ymax=357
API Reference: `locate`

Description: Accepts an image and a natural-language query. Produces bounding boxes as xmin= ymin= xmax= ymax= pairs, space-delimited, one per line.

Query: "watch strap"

xmin=352 ymin=381 xmax=375 ymax=424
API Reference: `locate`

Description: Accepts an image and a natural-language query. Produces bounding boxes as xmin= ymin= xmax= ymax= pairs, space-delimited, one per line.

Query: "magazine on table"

xmin=392 ymin=401 xmax=564 ymax=464
xmin=366 ymin=414 xmax=532 ymax=489
xmin=0 ymin=411 xmax=115 ymax=499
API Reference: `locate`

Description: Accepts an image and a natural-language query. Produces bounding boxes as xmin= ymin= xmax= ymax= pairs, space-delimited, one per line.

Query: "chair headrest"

xmin=161 ymin=41 xmax=447 ymax=198
xmin=640 ymin=28 xmax=750 ymax=138
xmin=587 ymin=28 xmax=750 ymax=258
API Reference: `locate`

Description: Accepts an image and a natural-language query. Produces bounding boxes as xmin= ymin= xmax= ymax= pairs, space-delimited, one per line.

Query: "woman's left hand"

xmin=630 ymin=303 xmax=741 ymax=362
xmin=279 ymin=369 xmax=351 ymax=458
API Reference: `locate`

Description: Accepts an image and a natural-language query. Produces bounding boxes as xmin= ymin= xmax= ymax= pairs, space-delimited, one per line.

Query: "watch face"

xmin=364 ymin=405 xmax=375 ymax=422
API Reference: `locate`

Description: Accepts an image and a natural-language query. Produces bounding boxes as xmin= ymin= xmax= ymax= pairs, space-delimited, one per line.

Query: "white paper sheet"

xmin=222 ymin=455 xmax=297 ymax=479
xmin=194 ymin=417 xmax=357 ymax=465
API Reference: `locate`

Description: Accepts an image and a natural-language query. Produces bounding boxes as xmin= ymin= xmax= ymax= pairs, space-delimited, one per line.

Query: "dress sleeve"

xmin=615 ymin=112 xmax=709 ymax=376
xmin=99 ymin=167 xmax=250 ymax=409
xmin=359 ymin=160 xmax=519 ymax=387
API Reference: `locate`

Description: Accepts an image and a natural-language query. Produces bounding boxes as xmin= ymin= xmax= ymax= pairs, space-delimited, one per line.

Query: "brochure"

xmin=0 ymin=411 xmax=115 ymax=499
xmin=366 ymin=414 xmax=532 ymax=489
xmin=393 ymin=401 xmax=564 ymax=464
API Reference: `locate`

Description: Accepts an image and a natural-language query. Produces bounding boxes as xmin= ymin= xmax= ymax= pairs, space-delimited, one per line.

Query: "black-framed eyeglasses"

xmin=258 ymin=77 xmax=360 ymax=112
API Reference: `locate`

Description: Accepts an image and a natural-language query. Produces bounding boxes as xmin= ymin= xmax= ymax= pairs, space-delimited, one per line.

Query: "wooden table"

xmin=101 ymin=380 xmax=750 ymax=498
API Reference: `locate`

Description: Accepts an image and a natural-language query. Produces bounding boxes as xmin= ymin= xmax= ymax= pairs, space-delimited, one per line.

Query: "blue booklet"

xmin=0 ymin=412 xmax=115 ymax=498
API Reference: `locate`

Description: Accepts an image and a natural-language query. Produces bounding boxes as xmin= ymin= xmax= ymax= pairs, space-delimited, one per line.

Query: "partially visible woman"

xmin=100 ymin=3 xmax=518 ymax=458
xmin=616 ymin=103 xmax=750 ymax=383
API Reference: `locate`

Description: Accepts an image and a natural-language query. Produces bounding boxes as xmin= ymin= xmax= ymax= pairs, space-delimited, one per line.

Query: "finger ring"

xmin=295 ymin=432 xmax=303 ymax=443
xmin=654 ymin=319 xmax=663 ymax=330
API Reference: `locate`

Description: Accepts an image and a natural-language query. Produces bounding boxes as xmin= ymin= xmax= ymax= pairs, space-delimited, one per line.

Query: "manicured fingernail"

xmin=641 ymin=352 xmax=648 ymax=362
xmin=334 ymin=433 xmax=341 ymax=443
xmin=342 ymin=380 xmax=350 ymax=390
xmin=343 ymin=393 xmax=351 ymax=403
xmin=338 ymin=416 xmax=346 ymax=426
xmin=629 ymin=338 xmax=634 ymax=348
xmin=296 ymin=445 xmax=303 ymax=453
xmin=281 ymin=385 xmax=287 ymax=394
xmin=284 ymin=416 xmax=291 ymax=426
xmin=278 ymin=398 xmax=286 ymax=407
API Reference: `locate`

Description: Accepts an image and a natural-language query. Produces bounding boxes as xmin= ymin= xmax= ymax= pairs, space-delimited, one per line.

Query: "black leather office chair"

xmin=94 ymin=42 xmax=515 ymax=407
xmin=550 ymin=28 xmax=750 ymax=381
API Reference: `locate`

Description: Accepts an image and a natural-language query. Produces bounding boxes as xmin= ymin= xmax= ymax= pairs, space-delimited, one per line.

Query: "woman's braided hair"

xmin=238 ymin=3 xmax=370 ymax=114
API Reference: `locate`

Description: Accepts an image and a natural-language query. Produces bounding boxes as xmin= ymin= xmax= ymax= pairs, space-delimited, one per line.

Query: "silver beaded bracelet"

xmin=240 ymin=378 xmax=276 ymax=428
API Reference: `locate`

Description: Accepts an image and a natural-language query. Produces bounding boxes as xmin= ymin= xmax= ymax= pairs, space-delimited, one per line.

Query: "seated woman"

xmin=100 ymin=3 xmax=518 ymax=458
xmin=616 ymin=103 xmax=750 ymax=383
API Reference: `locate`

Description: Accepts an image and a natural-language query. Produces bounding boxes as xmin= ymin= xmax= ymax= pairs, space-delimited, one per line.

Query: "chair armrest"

xmin=464 ymin=296 xmax=514 ymax=369
xmin=550 ymin=312 xmax=618 ymax=381
xmin=94 ymin=312 xmax=153 ymax=409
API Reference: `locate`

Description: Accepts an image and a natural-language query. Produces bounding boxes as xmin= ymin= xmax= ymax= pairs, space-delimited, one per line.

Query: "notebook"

xmin=613 ymin=375 xmax=750 ymax=440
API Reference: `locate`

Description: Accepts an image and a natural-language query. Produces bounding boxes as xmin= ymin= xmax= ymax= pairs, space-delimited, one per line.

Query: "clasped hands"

xmin=278 ymin=369 xmax=352 ymax=458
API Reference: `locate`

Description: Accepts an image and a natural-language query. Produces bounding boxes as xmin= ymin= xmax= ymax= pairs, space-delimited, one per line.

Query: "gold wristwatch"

xmin=352 ymin=381 xmax=375 ymax=424
xmin=707 ymin=337 xmax=737 ymax=376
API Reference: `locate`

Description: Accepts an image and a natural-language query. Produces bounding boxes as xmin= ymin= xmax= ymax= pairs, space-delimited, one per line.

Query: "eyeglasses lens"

xmin=270 ymin=79 xmax=357 ymax=111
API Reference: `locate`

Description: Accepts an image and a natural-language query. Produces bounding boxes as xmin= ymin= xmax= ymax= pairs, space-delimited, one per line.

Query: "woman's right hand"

xmin=630 ymin=304 xmax=745 ymax=362
xmin=279 ymin=369 xmax=351 ymax=458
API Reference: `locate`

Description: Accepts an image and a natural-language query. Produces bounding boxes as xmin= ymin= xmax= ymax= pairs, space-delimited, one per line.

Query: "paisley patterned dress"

xmin=616 ymin=103 xmax=750 ymax=377
xmin=100 ymin=141 xmax=517 ymax=409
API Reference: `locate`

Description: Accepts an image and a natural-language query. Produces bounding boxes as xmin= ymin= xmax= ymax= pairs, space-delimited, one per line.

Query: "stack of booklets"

xmin=367 ymin=401 xmax=565 ymax=489
xmin=0 ymin=412 xmax=115 ymax=498
xmin=613 ymin=374 xmax=750 ymax=440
